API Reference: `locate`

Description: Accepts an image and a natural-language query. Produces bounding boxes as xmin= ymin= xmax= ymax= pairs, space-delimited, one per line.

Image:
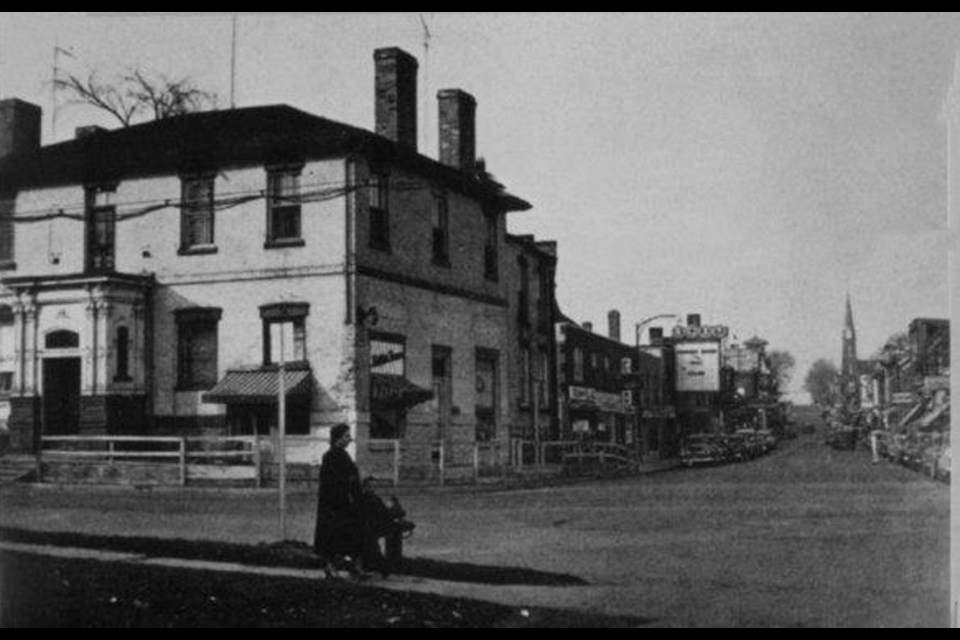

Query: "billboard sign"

xmin=675 ymin=341 xmax=721 ymax=392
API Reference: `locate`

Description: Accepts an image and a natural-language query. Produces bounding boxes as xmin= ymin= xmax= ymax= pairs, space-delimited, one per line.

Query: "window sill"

xmin=265 ymin=238 xmax=305 ymax=250
xmin=0 ymin=260 xmax=16 ymax=271
xmin=178 ymin=245 xmax=219 ymax=256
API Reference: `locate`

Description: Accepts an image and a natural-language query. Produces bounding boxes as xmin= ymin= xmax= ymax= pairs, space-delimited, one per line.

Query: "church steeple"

xmin=841 ymin=294 xmax=860 ymax=409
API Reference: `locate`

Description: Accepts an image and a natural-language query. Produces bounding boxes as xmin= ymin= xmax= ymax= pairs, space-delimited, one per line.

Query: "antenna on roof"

xmin=230 ymin=13 xmax=239 ymax=109
xmin=418 ymin=13 xmax=432 ymax=154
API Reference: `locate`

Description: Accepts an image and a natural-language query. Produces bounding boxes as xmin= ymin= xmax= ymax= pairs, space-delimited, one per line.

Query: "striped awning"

xmin=202 ymin=368 xmax=313 ymax=404
xmin=371 ymin=373 xmax=433 ymax=407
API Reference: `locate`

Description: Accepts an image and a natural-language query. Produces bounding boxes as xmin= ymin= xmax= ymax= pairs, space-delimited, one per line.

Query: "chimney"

xmin=687 ymin=314 xmax=701 ymax=328
xmin=649 ymin=327 xmax=664 ymax=345
xmin=437 ymin=89 xmax=476 ymax=170
xmin=0 ymin=98 xmax=42 ymax=160
xmin=374 ymin=47 xmax=418 ymax=150
xmin=582 ymin=321 xmax=593 ymax=333
xmin=607 ymin=310 xmax=621 ymax=342
xmin=75 ymin=125 xmax=107 ymax=139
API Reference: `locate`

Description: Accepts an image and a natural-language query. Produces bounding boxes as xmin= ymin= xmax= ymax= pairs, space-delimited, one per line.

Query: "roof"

xmin=370 ymin=373 xmax=434 ymax=407
xmin=202 ymin=368 xmax=313 ymax=404
xmin=0 ymin=104 xmax=530 ymax=212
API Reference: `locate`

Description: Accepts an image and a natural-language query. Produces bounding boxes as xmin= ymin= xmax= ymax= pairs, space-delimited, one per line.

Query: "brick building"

xmin=555 ymin=312 xmax=638 ymax=446
xmin=0 ymin=47 xmax=551 ymax=481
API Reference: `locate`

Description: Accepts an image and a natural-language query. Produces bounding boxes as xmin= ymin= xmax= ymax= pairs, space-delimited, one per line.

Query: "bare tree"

xmin=765 ymin=349 xmax=796 ymax=395
xmin=54 ymin=68 xmax=217 ymax=127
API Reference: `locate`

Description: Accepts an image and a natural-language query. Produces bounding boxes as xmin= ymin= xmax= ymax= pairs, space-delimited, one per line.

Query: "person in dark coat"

xmin=313 ymin=423 xmax=368 ymax=578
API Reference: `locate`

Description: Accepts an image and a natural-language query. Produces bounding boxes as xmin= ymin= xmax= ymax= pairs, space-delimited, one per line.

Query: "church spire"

xmin=841 ymin=293 xmax=860 ymax=410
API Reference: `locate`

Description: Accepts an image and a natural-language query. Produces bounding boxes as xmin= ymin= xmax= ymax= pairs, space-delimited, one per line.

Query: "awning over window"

xmin=203 ymin=368 xmax=313 ymax=404
xmin=371 ymin=373 xmax=433 ymax=407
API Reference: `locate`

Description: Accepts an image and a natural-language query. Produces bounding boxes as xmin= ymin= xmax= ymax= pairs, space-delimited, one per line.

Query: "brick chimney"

xmin=608 ymin=310 xmax=621 ymax=342
xmin=437 ymin=89 xmax=476 ymax=170
xmin=687 ymin=314 xmax=701 ymax=328
xmin=649 ymin=327 xmax=664 ymax=345
xmin=582 ymin=321 xmax=593 ymax=333
xmin=0 ymin=98 xmax=42 ymax=160
xmin=374 ymin=47 xmax=418 ymax=150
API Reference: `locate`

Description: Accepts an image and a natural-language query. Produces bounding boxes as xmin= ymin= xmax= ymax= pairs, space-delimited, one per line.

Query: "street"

xmin=0 ymin=432 xmax=951 ymax=627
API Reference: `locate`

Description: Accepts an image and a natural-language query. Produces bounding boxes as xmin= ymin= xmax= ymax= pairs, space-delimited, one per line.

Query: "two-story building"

xmin=555 ymin=311 xmax=638 ymax=446
xmin=0 ymin=47 xmax=545 ymax=481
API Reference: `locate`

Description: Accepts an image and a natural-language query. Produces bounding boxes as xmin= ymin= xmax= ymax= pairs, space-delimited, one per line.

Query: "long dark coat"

xmin=313 ymin=446 xmax=363 ymax=558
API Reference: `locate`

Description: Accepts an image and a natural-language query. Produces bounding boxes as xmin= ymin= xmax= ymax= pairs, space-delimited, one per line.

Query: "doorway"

xmin=42 ymin=358 xmax=81 ymax=435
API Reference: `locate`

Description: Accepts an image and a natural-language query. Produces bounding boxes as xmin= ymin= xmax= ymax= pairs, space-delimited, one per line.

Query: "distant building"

xmin=840 ymin=294 xmax=860 ymax=412
xmin=555 ymin=315 xmax=638 ymax=446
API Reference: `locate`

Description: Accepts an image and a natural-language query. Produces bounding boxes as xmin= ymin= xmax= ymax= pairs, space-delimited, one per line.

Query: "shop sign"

xmin=891 ymin=392 xmax=915 ymax=405
xmin=672 ymin=325 xmax=729 ymax=341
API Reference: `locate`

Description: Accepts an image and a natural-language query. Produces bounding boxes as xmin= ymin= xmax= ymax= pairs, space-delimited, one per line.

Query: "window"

xmin=266 ymin=168 xmax=302 ymax=245
xmin=519 ymin=348 xmax=530 ymax=405
xmin=475 ymin=349 xmax=499 ymax=442
xmin=45 ymin=330 xmax=79 ymax=349
xmin=368 ymin=171 xmax=390 ymax=251
xmin=537 ymin=349 xmax=550 ymax=408
xmin=370 ymin=333 xmax=405 ymax=376
xmin=517 ymin=256 xmax=530 ymax=327
xmin=432 ymin=345 xmax=452 ymax=441
xmin=180 ymin=175 xmax=215 ymax=251
xmin=369 ymin=332 xmax=406 ymax=440
xmin=0 ymin=305 xmax=12 ymax=394
xmin=115 ymin=326 xmax=131 ymax=382
xmin=85 ymin=186 xmax=116 ymax=274
xmin=432 ymin=191 xmax=450 ymax=265
xmin=176 ymin=308 xmax=221 ymax=390
xmin=0 ymin=201 xmax=13 ymax=266
xmin=621 ymin=358 xmax=633 ymax=374
xmin=260 ymin=303 xmax=309 ymax=365
xmin=483 ymin=209 xmax=498 ymax=281
xmin=573 ymin=347 xmax=584 ymax=382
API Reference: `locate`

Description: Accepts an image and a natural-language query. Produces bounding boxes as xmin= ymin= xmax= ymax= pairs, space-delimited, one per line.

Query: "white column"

xmin=96 ymin=298 xmax=112 ymax=393
xmin=12 ymin=299 xmax=25 ymax=396
xmin=84 ymin=292 xmax=98 ymax=395
xmin=132 ymin=300 xmax=145 ymax=393
xmin=22 ymin=296 xmax=38 ymax=396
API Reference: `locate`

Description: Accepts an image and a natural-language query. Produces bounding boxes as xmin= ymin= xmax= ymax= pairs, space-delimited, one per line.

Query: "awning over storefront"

xmin=203 ymin=368 xmax=313 ymax=404
xmin=371 ymin=373 xmax=433 ymax=407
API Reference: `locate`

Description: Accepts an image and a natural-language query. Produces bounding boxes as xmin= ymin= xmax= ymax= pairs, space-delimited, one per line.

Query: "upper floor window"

xmin=483 ymin=210 xmax=498 ymax=282
xmin=266 ymin=167 xmax=302 ymax=247
xmin=180 ymin=174 xmax=215 ymax=252
xmin=261 ymin=302 xmax=309 ymax=365
xmin=432 ymin=191 xmax=450 ymax=266
xmin=0 ymin=201 xmax=13 ymax=266
xmin=573 ymin=347 xmax=584 ymax=382
xmin=85 ymin=185 xmax=116 ymax=274
xmin=176 ymin=308 xmax=221 ymax=390
xmin=368 ymin=171 xmax=390 ymax=251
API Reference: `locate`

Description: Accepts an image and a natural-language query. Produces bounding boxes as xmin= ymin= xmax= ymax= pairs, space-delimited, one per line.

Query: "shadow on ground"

xmin=0 ymin=527 xmax=587 ymax=586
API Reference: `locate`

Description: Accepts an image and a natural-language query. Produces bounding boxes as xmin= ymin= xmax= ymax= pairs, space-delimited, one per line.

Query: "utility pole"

xmin=277 ymin=322 xmax=287 ymax=540
xmin=230 ymin=13 xmax=238 ymax=109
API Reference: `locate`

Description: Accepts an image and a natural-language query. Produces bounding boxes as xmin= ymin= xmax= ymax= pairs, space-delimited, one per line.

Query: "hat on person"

xmin=330 ymin=423 xmax=350 ymax=442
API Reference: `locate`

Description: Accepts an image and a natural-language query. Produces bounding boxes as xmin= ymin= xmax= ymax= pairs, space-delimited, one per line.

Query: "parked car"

xmin=680 ymin=434 xmax=727 ymax=467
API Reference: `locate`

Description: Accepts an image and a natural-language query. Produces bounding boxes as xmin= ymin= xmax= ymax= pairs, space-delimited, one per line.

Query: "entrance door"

xmin=42 ymin=358 xmax=81 ymax=435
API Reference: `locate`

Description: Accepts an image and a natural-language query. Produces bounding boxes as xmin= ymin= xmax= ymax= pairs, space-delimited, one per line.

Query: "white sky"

xmin=1 ymin=12 xmax=956 ymax=402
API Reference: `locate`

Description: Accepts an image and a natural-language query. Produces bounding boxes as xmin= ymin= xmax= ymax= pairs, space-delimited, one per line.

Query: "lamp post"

xmin=634 ymin=314 xmax=679 ymax=347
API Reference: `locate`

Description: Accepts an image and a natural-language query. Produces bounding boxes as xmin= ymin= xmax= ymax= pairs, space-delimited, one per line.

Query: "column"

xmin=11 ymin=298 xmax=25 ymax=396
xmin=95 ymin=297 xmax=112 ymax=393
xmin=83 ymin=292 xmax=98 ymax=395
xmin=132 ymin=300 xmax=145 ymax=393
xmin=21 ymin=294 xmax=37 ymax=396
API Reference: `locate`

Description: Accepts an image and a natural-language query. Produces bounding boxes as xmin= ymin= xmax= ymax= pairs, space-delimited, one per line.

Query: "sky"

xmin=0 ymin=12 xmax=957 ymax=402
